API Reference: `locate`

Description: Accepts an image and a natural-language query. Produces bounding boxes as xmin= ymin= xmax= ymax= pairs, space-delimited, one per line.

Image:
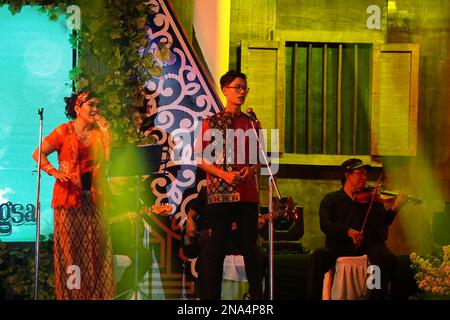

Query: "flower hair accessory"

xmin=75 ymin=92 xmax=90 ymax=108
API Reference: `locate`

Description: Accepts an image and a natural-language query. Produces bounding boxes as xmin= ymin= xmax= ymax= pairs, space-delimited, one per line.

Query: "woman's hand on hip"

xmin=51 ymin=170 xmax=73 ymax=182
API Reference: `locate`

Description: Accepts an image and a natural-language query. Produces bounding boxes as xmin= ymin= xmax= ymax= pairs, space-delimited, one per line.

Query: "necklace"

xmin=73 ymin=125 xmax=92 ymax=145
xmin=77 ymin=133 xmax=90 ymax=145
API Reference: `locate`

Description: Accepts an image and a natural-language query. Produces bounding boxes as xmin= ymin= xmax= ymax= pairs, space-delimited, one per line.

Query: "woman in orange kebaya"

xmin=32 ymin=91 xmax=115 ymax=300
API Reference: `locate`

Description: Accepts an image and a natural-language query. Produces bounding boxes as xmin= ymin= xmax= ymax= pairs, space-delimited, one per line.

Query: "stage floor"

xmin=272 ymin=253 xmax=418 ymax=300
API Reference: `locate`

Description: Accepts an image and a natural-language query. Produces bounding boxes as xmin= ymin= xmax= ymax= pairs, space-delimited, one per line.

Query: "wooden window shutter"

xmin=241 ymin=40 xmax=285 ymax=153
xmin=371 ymin=43 xmax=419 ymax=156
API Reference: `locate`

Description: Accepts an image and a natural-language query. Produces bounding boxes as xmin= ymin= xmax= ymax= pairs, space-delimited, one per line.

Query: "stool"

xmin=322 ymin=255 xmax=369 ymax=300
xmin=222 ymin=255 xmax=248 ymax=300
xmin=113 ymin=254 xmax=132 ymax=284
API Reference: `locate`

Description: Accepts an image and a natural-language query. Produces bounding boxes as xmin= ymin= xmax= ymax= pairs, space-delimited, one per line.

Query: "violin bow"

xmin=359 ymin=172 xmax=384 ymax=235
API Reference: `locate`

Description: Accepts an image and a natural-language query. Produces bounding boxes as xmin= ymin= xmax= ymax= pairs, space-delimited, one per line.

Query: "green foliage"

xmin=0 ymin=1 xmax=71 ymax=19
xmin=0 ymin=236 xmax=55 ymax=300
xmin=72 ymin=0 xmax=171 ymax=146
xmin=1 ymin=0 xmax=170 ymax=146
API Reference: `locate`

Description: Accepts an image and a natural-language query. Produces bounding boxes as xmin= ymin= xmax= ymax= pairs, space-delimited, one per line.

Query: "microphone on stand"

xmin=246 ymin=107 xmax=260 ymax=123
xmin=246 ymin=105 xmax=279 ymax=300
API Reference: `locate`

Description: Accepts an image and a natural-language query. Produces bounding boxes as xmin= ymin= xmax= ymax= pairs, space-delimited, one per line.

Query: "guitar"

xmin=180 ymin=224 xmax=212 ymax=259
xmin=151 ymin=203 xmax=173 ymax=216
xmin=108 ymin=203 xmax=172 ymax=225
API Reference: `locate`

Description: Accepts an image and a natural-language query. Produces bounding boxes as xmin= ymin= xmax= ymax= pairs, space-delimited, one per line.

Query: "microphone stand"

xmin=247 ymin=113 xmax=281 ymax=300
xmin=34 ymin=108 xmax=44 ymax=300
xmin=134 ymin=175 xmax=142 ymax=299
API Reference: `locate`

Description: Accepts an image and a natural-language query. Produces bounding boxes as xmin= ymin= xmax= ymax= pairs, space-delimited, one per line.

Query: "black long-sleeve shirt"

xmin=319 ymin=189 xmax=397 ymax=250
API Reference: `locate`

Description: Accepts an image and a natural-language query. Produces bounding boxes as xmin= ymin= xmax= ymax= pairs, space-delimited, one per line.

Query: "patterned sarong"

xmin=53 ymin=192 xmax=115 ymax=300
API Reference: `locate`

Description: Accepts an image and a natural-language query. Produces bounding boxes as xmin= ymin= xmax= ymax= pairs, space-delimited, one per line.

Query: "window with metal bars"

xmin=285 ymin=42 xmax=372 ymax=155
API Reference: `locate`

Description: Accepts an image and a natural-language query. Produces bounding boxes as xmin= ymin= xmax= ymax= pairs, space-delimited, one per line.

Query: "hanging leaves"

xmin=1 ymin=0 xmax=162 ymax=146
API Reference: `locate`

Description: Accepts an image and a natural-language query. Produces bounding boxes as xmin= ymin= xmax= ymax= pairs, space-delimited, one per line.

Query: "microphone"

xmin=246 ymin=107 xmax=259 ymax=122
xmin=94 ymin=114 xmax=110 ymax=131
xmin=38 ymin=108 xmax=44 ymax=120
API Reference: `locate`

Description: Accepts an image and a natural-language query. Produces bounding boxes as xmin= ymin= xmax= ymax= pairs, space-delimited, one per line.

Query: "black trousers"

xmin=197 ymin=202 xmax=262 ymax=300
xmin=306 ymin=242 xmax=396 ymax=300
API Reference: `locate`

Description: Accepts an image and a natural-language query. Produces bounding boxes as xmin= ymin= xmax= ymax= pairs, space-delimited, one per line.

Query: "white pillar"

xmin=193 ymin=0 xmax=230 ymax=100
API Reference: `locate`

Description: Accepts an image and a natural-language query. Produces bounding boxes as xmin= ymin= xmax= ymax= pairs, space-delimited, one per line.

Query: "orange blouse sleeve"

xmin=44 ymin=124 xmax=65 ymax=151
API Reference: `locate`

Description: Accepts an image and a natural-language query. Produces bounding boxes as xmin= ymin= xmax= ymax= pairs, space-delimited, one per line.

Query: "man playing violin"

xmin=306 ymin=158 xmax=406 ymax=300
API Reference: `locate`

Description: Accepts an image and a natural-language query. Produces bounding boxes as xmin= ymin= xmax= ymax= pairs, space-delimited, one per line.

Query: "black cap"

xmin=341 ymin=158 xmax=372 ymax=172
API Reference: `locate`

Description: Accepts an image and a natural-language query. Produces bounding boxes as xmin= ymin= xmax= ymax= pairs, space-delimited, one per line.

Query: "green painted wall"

xmin=169 ymin=0 xmax=194 ymax=41
xmin=383 ymin=0 xmax=450 ymax=255
xmin=229 ymin=0 xmax=276 ymax=70
xmin=276 ymin=0 xmax=386 ymax=32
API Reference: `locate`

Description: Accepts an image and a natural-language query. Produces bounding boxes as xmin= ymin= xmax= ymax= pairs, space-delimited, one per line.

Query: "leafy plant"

xmin=0 ymin=236 xmax=55 ymax=300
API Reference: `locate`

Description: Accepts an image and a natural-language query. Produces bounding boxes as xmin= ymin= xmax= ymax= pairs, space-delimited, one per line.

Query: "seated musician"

xmin=306 ymin=158 xmax=406 ymax=300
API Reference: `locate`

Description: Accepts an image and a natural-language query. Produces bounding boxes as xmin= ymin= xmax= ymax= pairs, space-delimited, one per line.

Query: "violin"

xmin=353 ymin=185 xmax=423 ymax=205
